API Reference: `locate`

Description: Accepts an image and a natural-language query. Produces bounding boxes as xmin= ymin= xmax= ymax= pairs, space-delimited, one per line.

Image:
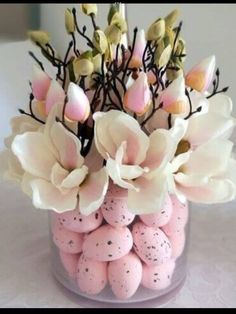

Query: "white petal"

xmin=45 ymin=80 xmax=65 ymax=115
xmin=176 ymin=177 xmax=235 ymax=204
xmin=185 ymin=112 xmax=236 ymax=146
xmin=127 ymin=173 xmax=168 ymax=215
xmin=208 ymin=94 xmax=233 ymax=117
xmin=61 ymin=165 xmax=88 ymax=189
xmin=50 ymin=162 xmax=69 ymax=188
xmin=30 ymin=179 xmax=78 ymax=212
xmin=79 ymin=167 xmax=109 ymax=216
xmin=21 ymin=172 xmax=35 ymax=197
xmin=50 ymin=121 xmax=84 ymax=170
xmin=169 ymin=117 xmax=188 ymax=146
xmin=11 ymin=132 xmax=56 ymax=180
xmin=183 ymin=139 xmax=233 ymax=177
xmin=171 ymin=151 xmax=191 ymax=173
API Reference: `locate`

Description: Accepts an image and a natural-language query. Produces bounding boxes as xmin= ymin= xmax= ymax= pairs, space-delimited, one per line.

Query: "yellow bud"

xmin=93 ymin=53 xmax=103 ymax=73
xmin=147 ymin=19 xmax=165 ymax=42
xmin=81 ymin=4 xmax=98 ymax=16
xmin=164 ymin=27 xmax=175 ymax=47
xmin=105 ymin=43 xmax=114 ymax=62
xmin=93 ymin=30 xmax=108 ymax=54
xmin=110 ymin=12 xmax=127 ymax=33
xmin=28 ymin=30 xmax=50 ymax=46
xmin=108 ymin=4 xmax=119 ymax=24
xmin=164 ymin=9 xmax=180 ymax=28
xmin=73 ymin=52 xmax=94 ymax=76
xmin=158 ymin=44 xmax=172 ymax=68
xmin=166 ymin=66 xmax=183 ymax=81
xmin=65 ymin=9 xmax=75 ymax=34
xmin=105 ymin=24 xmax=122 ymax=45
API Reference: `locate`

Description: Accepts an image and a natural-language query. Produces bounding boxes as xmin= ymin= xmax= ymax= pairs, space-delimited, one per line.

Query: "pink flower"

xmin=45 ymin=80 xmax=65 ymax=115
xmin=185 ymin=55 xmax=216 ymax=92
xmin=129 ymin=29 xmax=146 ymax=69
xmin=65 ymin=83 xmax=90 ymax=123
xmin=124 ymin=72 xmax=151 ymax=115
xmin=159 ymin=75 xmax=188 ymax=114
xmin=31 ymin=65 xmax=51 ymax=101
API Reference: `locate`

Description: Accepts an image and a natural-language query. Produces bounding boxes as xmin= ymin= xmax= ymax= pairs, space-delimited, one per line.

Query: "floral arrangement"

xmin=1 ymin=3 xmax=236 ymax=300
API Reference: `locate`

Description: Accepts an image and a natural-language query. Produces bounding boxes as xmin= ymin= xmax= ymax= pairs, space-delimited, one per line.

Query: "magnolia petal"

xmin=32 ymin=65 xmax=51 ymax=101
xmin=106 ymin=142 xmax=139 ymax=191
xmin=30 ymin=179 xmax=78 ymax=212
xmin=21 ymin=172 xmax=35 ymax=197
xmin=11 ymin=132 xmax=56 ymax=180
xmin=129 ymin=29 xmax=146 ymax=68
xmin=51 ymin=162 xmax=69 ymax=188
xmin=79 ymin=167 xmax=109 ymax=216
xmin=50 ymin=121 xmax=84 ymax=170
xmin=208 ymin=93 xmax=233 ymax=117
xmin=183 ymin=139 xmax=233 ymax=177
xmin=185 ymin=112 xmax=236 ymax=146
xmin=174 ymin=172 xmax=209 ymax=187
xmin=45 ymin=80 xmax=65 ymax=115
xmin=177 ymin=177 xmax=235 ymax=204
xmin=145 ymin=108 xmax=169 ymax=133
xmin=61 ymin=165 xmax=88 ymax=189
xmin=171 ymin=151 xmax=191 ymax=174
xmin=127 ymin=173 xmax=168 ymax=215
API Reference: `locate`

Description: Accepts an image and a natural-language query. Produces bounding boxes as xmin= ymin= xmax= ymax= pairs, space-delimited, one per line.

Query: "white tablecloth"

xmin=0 ymin=41 xmax=236 ymax=308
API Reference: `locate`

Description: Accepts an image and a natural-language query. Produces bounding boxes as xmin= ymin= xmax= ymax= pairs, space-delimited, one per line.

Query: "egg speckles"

xmin=82 ymin=225 xmax=133 ymax=261
xmin=77 ymin=254 xmax=107 ymax=295
xmin=140 ymin=194 xmax=173 ymax=228
xmin=132 ymin=222 xmax=172 ymax=266
xmin=108 ymin=253 xmax=142 ymax=299
xmin=57 ymin=208 xmax=103 ymax=233
xmin=142 ymin=259 xmax=176 ymax=290
xmin=52 ymin=222 xmax=83 ymax=254
xmin=162 ymin=195 xmax=188 ymax=236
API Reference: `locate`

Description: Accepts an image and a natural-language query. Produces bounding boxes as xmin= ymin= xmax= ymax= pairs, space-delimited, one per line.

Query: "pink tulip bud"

xmin=64 ymin=82 xmax=90 ymax=123
xmin=124 ymin=72 xmax=151 ymax=115
xmin=45 ymin=80 xmax=66 ymax=115
xmin=185 ymin=55 xmax=216 ymax=92
xmin=129 ymin=29 xmax=146 ymax=69
xmin=159 ymin=75 xmax=188 ymax=114
xmin=32 ymin=65 xmax=51 ymax=101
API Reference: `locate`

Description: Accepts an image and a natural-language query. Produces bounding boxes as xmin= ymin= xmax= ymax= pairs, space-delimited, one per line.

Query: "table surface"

xmin=0 ymin=41 xmax=236 ymax=308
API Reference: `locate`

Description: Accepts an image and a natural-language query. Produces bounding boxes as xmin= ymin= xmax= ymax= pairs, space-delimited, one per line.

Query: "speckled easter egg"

xmin=132 ymin=222 xmax=172 ymax=266
xmin=162 ymin=195 xmax=188 ymax=236
xmin=142 ymin=259 xmax=176 ymax=290
xmin=76 ymin=254 xmax=107 ymax=295
xmin=56 ymin=208 xmax=103 ymax=233
xmin=101 ymin=183 xmax=135 ymax=227
xmin=140 ymin=194 xmax=173 ymax=228
xmin=169 ymin=231 xmax=186 ymax=259
xmin=52 ymin=222 xmax=83 ymax=254
xmin=59 ymin=251 xmax=80 ymax=279
xmin=82 ymin=225 xmax=133 ymax=262
xmin=108 ymin=252 xmax=142 ymax=300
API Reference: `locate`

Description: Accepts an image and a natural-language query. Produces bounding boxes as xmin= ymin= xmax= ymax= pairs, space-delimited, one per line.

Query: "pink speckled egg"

xmin=132 ymin=222 xmax=172 ymax=266
xmin=82 ymin=225 xmax=133 ymax=262
xmin=142 ymin=259 xmax=176 ymax=290
xmin=77 ymin=254 xmax=107 ymax=295
xmin=108 ymin=252 xmax=142 ymax=300
xmin=140 ymin=194 xmax=173 ymax=228
xmin=101 ymin=183 xmax=134 ymax=227
xmin=162 ymin=195 xmax=188 ymax=236
xmin=169 ymin=231 xmax=186 ymax=259
xmin=56 ymin=208 xmax=103 ymax=233
xmin=59 ymin=251 xmax=80 ymax=279
xmin=52 ymin=222 xmax=83 ymax=254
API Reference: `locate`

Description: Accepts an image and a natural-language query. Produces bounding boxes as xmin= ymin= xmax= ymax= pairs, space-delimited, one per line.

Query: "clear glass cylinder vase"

xmin=48 ymin=184 xmax=190 ymax=308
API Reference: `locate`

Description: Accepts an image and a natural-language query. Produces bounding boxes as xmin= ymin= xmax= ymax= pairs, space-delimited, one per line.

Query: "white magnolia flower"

xmin=11 ymin=104 xmax=108 ymax=214
xmin=93 ymin=110 xmax=186 ymax=214
xmin=169 ymin=93 xmax=236 ymax=204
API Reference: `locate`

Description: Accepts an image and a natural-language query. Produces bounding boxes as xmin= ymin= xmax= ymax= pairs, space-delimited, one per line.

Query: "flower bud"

xmin=146 ymin=19 xmax=165 ymax=42
xmin=28 ymin=30 xmax=50 ymax=46
xmin=159 ymin=75 xmax=188 ymax=114
xmin=81 ymin=4 xmax=98 ymax=16
xmin=73 ymin=51 xmax=94 ymax=77
xmin=166 ymin=66 xmax=183 ymax=81
xmin=124 ymin=72 xmax=151 ymax=116
xmin=105 ymin=24 xmax=122 ymax=45
xmin=32 ymin=65 xmax=51 ymax=101
xmin=65 ymin=8 xmax=75 ymax=34
xmin=45 ymin=80 xmax=65 ymax=115
xmin=110 ymin=12 xmax=128 ymax=34
xmin=93 ymin=29 xmax=108 ymax=54
xmin=158 ymin=44 xmax=172 ymax=68
xmin=185 ymin=55 xmax=216 ymax=92
xmin=164 ymin=9 xmax=180 ymax=28
xmin=65 ymin=82 xmax=90 ymax=123
xmin=129 ymin=29 xmax=146 ymax=69
xmin=107 ymin=4 xmax=119 ymax=24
